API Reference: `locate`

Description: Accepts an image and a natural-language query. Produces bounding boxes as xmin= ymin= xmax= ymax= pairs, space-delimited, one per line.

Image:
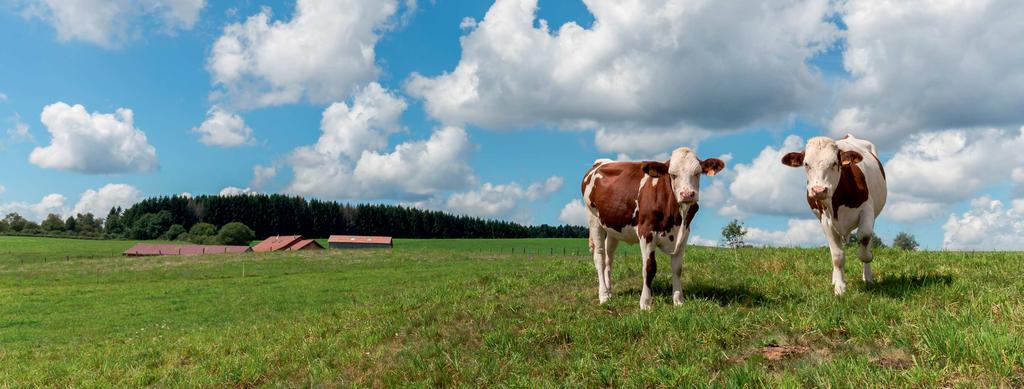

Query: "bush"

xmin=41 ymin=214 xmax=65 ymax=232
xmin=129 ymin=211 xmax=173 ymax=240
xmin=163 ymin=224 xmax=187 ymax=241
xmin=190 ymin=223 xmax=218 ymax=241
xmin=216 ymin=222 xmax=255 ymax=246
xmin=893 ymin=232 xmax=919 ymax=251
xmin=846 ymin=233 xmax=887 ymax=249
xmin=721 ymin=219 xmax=747 ymax=248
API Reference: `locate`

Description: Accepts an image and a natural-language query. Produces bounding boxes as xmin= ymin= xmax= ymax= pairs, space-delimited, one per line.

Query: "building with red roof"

xmin=328 ymin=235 xmax=393 ymax=249
xmin=252 ymin=235 xmax=304 ymax=252
xmin=290 ymin=239 xmax=324 ymax=251
xmin=123 ymin=243 xmax=251 ymax=257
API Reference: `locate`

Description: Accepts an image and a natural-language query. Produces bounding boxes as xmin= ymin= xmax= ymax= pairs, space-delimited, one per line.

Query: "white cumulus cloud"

xmin=558 ymin=198 xmax=588 ymax=227
xmin=286 ymin=84 xmax=475 ymax=200
xmin=745 ymin=218 xmax=825 ymax=247
xmin=0 ymin=193 xmax=68 ymax=221
xmin=72 ymin=183 xmax=142 ymax=215
xmin=192 ymin=106 xmax=254 ymax=147
xmin=20 ymin=0 xmax=206 ymax=48
xmin=832 ymin=0 xmax=1024 ymax=147
xmin=443 ymin=177 xmax=563 ymax=222
xmin=407 ymin=0 xmax=839 ymax=155
xmin=207 ymin=0 xmax=401 ymax=108
xmin=219 ymin=186 xmax=254 ymax=196
xmin=726 ymin=135 xmax=809 ymax=217
xmin=29 ymin=102 xmax=158 ymax=174
xmin=250 ymin=164 xmax=277 ymax=189
xmin=943 ymin=196 xmax=1024 ymax=251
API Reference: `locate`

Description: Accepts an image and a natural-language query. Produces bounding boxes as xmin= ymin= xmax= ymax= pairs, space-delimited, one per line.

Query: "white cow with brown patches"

xmin=781 ymin=134 xmax=887 ymax=295
xmin=581 ymin=148 xmax=725 ymax=309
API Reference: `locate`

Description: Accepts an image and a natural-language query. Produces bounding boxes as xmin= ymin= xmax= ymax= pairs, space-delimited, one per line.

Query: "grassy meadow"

xmin=0 ymin=235 xmax=1022 ymax=387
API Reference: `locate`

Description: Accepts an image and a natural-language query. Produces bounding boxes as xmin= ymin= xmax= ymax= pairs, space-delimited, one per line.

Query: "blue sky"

xmin=1 ymin=0 xmax=1023 ymax=250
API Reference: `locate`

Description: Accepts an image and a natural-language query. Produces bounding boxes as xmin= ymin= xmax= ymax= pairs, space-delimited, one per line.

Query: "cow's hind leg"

xmin=589 ymin=219 xmax=610 ymax=304
xmin=639 ymin=238 xmax=656 ymax=310
xmin=857 ymin=208 xmax=876 ymax=284
xmin=603 ymin=238 xmax=619 ymax=302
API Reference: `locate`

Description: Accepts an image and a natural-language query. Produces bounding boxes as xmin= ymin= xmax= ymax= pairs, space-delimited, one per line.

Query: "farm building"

xmin=290 ymin=239 xmax=324 ymax=251
xmin=328 ymin=235 xmax=393 ymax=249
xmin=252 ymin=235 xmax=304 ymax=252
xmin=123 ymin=243 xmax=251 ymax=257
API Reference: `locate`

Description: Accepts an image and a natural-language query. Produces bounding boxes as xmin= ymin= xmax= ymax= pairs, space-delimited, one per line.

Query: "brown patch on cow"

xmin=636 ymin=168 xmax=684 ymax=239
xmin=584 ymin=162 xmax=646 ymax=232
xmin=684 ymin=203 xmax=699 ymax=229
xmin=805 ymin=162 xmax=871 ymax=218
xmin=644 ymin=251 xmax=657 ymax=287
xmin=831 ymin=163 xmax=870 ymax=217
xmin=641 ymin=161 xmax=669 ymax=177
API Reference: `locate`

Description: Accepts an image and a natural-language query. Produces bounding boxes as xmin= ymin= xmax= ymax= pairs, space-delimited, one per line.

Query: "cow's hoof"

xmin=639 ymin=303 xmax=652 ymax=311
xmin=833 ymin=283 xmax=847 ymax=296
xmin=672 ymin=291 xmax=684 ymax=306
xmin=599 ymin=294 xmax=610 ymax=304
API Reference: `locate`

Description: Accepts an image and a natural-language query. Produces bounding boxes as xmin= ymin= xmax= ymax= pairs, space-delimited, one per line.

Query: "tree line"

xmin=0 ymin=194 xmax=587 ymax=240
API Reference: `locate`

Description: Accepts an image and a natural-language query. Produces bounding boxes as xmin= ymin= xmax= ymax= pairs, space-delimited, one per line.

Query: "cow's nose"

xmin=679 ymin=191 xmax=696 ymax=203
xmin=811 ymin=186 xmax=827 ymax=199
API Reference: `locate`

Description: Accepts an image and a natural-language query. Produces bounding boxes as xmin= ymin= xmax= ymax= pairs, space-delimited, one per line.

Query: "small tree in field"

xmin=721 ymin=219 xmax=747 ymax=248
xmin=847 ymin=233 xmax=886 ymax=249
xmin=216 ymin=222 xmax=255 ymax=245
xmin=41 ymin=213 xmax=65 ymax=232
xmin=893 ymin=232 xmax=919 ymax=251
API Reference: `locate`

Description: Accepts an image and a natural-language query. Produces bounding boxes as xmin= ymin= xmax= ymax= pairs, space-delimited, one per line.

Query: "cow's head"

xmin=641 ymin=147 xmax=725 ymax=205
xmin=781 ymin=137 xmax=863 ymax=201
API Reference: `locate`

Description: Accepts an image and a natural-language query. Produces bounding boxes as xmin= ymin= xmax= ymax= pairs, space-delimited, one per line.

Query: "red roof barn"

xmin=253 ymin=235 xmax=304 ymax=252
xmin=328 ymin=235 xmax=393 ymax=249
xmin=290 ymin=239 xmax=324 ymax=251
xmin=123 ymin=243 xmax=251 ymax=256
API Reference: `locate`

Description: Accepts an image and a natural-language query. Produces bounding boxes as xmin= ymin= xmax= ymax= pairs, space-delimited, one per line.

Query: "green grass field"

xmin=1 ymin=235 xmax=1022 ymax=387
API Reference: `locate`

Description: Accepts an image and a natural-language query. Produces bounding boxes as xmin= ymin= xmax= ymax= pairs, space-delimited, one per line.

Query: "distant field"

xmin=0 ymin=235 xmax=1022 ymax=386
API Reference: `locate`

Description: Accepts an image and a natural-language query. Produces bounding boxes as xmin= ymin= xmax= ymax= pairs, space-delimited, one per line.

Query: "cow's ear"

xmin=781 ymin=152 xmax=805 ymax=167
xmin=641 ymin=161 xmax=669 ymax=177
xmin=700 ymin=158 xmax=726 ymax=176
xmin=840 ymin=150 xmax=863 ymax=166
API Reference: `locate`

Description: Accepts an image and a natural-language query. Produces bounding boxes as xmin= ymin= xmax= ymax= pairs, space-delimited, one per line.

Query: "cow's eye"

xmin=670 ymin=173 xmax=677 ymax=179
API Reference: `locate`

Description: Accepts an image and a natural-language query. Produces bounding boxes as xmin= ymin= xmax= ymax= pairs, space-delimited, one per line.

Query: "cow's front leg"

xmin=821 ymin=220 xmax=846 ymax=296
xmin=639 ymin=238 xmax=656 ymax=310
xmin=589 ymin=220 xmax=610 ymax=304
xmin=603 ymin=238 xmax=619 ymax=303
xmin=670 ymin=249 xmax=684 ymax=305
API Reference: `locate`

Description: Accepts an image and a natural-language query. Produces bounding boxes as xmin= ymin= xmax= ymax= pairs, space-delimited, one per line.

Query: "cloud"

xmin=29 ymin=102 xmax=158 ymax=174
xmin=250 ymin=164 xmax=276 ymax=189
xmin=6 ymin=114 xmax=33 ymax=143
xmin=407 ymin=0 xmax=839 ymax=155
xmin=883 ymin=128 xmax=1024 ymax=222
xmin=192 ymin=106 xmax=254 ymax=147
xmin=219 ymin=186 xmax=254 ymax=196
xmin=459 ymin=16 xmax=477 ymax=30
xmin=745 ymin=218 xmax=825 ymax=247
xmin=726 ymin=135 xmax=809 ymax=217
xmin=558 ymin=199 xmax=588 ymax=226
xmin=943 ymin=196 xmax=1024 ymax=250
xmin=0 ymin=193 xmax=68 ymax=221
xmin=19 ymin=0 xmax=206 ymax=48
xmin=72 ymin=183 xmax=142 ymax=215
xmin=441 ymin=177 xmax=563 ymax=222
xmin=286 ymin=84 xmax=475 ymax=200
xmin=688 ymin=235 xmax=719 ymax=247
xmin=832 ymin=0 xmax=1024 ymax=147
xmin=207 ymin=0 xmax=401 ymax=108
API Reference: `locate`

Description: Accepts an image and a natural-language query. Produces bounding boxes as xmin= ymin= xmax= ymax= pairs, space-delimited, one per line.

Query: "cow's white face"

xmin=781 ymin=137 xmax=863 ymax=201
xmin=642 ymin=148 xmax=725 ymax=205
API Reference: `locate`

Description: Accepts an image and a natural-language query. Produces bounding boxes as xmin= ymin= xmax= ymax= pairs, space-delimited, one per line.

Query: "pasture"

xmin=0 ymin=236 xmax=1022 ymax=387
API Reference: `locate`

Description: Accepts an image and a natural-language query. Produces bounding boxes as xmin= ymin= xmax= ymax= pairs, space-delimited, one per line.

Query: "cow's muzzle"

xmin=810 ymin=186 xmax=828 ymax=200
xmin=679 ymin=191 xmax=696 ymax=204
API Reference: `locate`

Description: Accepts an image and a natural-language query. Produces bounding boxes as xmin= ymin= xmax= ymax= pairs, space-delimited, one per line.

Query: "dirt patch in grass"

xmin=757 ymin=345 xmax=811 ymax=361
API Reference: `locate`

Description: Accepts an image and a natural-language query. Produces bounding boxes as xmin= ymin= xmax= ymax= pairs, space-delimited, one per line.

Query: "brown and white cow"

xmin=781 ymin=134 xmax=887 ymax=295
xmin=581 ymin=148 xmax=725 ymax=310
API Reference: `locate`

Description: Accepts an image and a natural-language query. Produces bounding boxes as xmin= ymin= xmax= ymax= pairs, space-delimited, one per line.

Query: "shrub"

xmin=163 ymin=224 xmax=187 ymax=241
xmin=721 ymin=219 xmax=747 ymax=248
xmin=216 ymin=222 xmax=255 ymax=246
xmin=41 ymin=214 xmax=65 ymax=232
xmin=893 ymin=232 xmax=919 ymax=251
xmin=129 ymin=211 xmax=173 ymax=240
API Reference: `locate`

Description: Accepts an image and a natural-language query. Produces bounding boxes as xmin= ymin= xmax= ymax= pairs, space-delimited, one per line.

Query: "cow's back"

xmin=582 ymin=161 xmax=644 ymax=232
